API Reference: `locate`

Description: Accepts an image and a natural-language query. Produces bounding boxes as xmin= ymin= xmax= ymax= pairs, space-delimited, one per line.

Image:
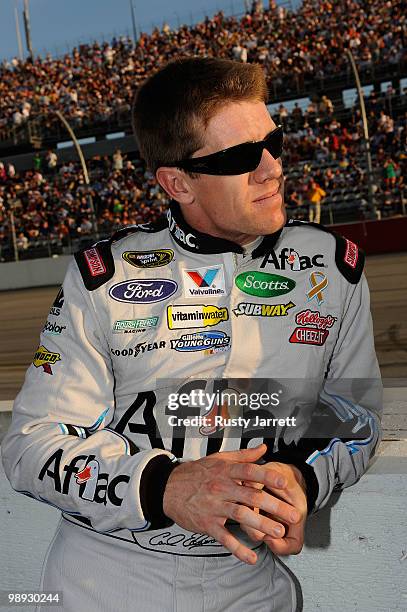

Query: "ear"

xmin=156 ymin=167 xmax=195 ymax=205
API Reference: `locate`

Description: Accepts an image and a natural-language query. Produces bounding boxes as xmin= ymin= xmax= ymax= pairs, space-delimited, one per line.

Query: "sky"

xmin=0 ymin=0 xmax=299 ymax=61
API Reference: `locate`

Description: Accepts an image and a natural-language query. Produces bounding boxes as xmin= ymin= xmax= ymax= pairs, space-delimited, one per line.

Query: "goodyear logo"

xmin=167 ymin=304 xmax=229 ymax=330
xmin=33 ymin=345 xmax=61 ymax=375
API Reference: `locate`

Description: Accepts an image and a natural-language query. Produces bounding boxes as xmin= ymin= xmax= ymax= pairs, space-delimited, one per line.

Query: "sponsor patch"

xmin=167 ymin=208 xmax=197 ymax=248
xmin=235 ymin=272 xmax=295 ymax=298
xmin=38 ymin=449 xmax=129 ymax=506
xmin=84 ymin=247 xmax=106 ymax=277
xmin=170 ymin=330 xmax=230 ymax=353
xmin=260 ymin=248 xmax=325 ymax=271
xmin=32 ymin=345 xmax=61 ymax=374
xmin=112 ymin=317 xmax=159 ymax=333
xmin=183 ymin=265 xmax=226 ymax=298
xmin=167 ymin=304 xmax=229 ymax=330
xmin=295 ymin=309 xmax=336 ymax=329
xmin=289 ymin=327 xmax=329 ymax=346
xmin=43 ymin=320 xmax=67 ymax=335
xmin=344 ymin=239 xmax=358 ymax=269
xmin=110 ymin=341 xmax=166 ymax=357
xmin=307 ymin=272 xmax=328 ymax=305
xmin=49 ymin=287 xmax=64 ymax=316
xmin=109 ymin=279 xmax=178 ymax=304
xmin=122 ymin=250 xmax=174 ymax=268
xmin=233 ymin=301 xmax=295 ymax=317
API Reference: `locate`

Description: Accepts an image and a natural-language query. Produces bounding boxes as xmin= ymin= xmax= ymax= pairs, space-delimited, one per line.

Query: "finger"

xmin=210 ymin=524 xmax=258 ymax=565
xmin=225 ymin=482 xmax=300 ymax=525
xmin=264 ymin=534 xmax=303 ymax=556
xmin=264 ymin=520 xmax=305 ymax=556
xmin=219 ymin=443 xmax=267 ymax=463
xmin=240 ymin=524 xmax=265 ymax=542
xmin=225 ymin=502 xmax=286 ymax=539
xmin=229 ymin=462 xmax=287 ymax=490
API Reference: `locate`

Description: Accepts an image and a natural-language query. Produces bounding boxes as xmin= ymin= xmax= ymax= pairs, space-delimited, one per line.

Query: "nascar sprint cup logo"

xmin=109 ymin=279 xmax=178 ymax=304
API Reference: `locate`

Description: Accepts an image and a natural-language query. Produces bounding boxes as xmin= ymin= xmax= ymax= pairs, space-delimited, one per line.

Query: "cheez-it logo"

xmin=344 ymin=239 xmax=358 ymax=269
xmin=84 ymin=248 xmax=106 ymax=277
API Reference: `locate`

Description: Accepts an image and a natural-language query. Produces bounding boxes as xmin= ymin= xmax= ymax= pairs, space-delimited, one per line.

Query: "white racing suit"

xmin=2 ymin=202 xmax=382 ymax=611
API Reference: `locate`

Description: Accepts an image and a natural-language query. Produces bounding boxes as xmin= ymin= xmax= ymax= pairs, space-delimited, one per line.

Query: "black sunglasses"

xmin=168 ymin=125 xmax=283 ymax=176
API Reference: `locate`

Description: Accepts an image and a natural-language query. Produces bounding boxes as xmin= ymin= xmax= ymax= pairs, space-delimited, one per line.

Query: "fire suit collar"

xmin=167 ymin=201 xmax=284 ymax=258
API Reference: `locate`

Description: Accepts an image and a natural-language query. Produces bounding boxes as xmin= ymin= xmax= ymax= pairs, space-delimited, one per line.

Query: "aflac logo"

xmin=183 ymin=266 xmax=226 ymax=298
xmin=260 ymin=248 xmax=325 ymax=271
xmin=109 ymin=279 xmax=178 ymax=304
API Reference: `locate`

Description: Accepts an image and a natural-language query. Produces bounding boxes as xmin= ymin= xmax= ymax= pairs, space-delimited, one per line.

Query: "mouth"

xmin=253 ymin=186 xmax=281 ymax=203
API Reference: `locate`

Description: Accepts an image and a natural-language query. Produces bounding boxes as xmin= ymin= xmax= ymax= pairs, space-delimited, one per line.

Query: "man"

xmin=2 ymin=58 xmax=382 ymax=611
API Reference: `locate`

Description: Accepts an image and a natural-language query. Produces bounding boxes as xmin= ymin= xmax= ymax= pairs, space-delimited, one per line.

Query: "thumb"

xmin=218 ymin=443 xmax=267 ymax=463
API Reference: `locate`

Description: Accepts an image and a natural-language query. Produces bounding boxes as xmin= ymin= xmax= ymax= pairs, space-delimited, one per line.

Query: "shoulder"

xmin=285 ymin=219 xmax=365 ymax=284
xmin=73 ymin=217 xmax=168 ymax=291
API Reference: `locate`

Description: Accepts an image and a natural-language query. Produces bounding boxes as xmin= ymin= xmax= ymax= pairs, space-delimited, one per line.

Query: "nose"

xmin=252 ymin=148 xmax=282 ymax=184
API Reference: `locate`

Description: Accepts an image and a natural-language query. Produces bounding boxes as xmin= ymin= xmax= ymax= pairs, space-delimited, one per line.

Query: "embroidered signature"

xmin=149 ymin=531 xmax=222 ymax=549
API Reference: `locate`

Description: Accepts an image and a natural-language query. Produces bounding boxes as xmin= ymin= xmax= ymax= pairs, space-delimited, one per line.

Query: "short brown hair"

xmin=132 ymin=57 xmax=268 ymax=174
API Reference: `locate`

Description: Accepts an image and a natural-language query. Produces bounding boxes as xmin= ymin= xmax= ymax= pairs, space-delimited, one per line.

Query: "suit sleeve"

xmin=1 ymin=259 xmax=178 ymax=532
xmin=266 ymin=272 xmax=383 ymax=514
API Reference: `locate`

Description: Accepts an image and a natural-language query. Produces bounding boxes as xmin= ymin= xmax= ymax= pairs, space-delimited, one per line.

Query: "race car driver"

xmin=2 ymin=57 xmax=382 ymax=612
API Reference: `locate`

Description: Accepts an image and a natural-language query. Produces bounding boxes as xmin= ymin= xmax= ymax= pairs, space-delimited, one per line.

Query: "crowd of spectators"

xmin=0 ymin=0 xmax=405 ymax=139
xmin=1 ymin=94 xmax=405 ymax=259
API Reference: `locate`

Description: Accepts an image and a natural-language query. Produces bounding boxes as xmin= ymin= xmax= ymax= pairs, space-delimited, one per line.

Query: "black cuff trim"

xmin=139 ymin=456 xmax=180 ymax=529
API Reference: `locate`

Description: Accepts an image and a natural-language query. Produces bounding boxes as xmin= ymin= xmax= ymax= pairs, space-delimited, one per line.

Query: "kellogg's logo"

xmin=109 ymin=279 xmax=178 ymax=304
xmin=295 ymin=309 xmax=336 ymax=329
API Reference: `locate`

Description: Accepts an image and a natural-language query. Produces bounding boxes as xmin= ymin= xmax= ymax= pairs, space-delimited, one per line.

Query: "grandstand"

xmin=0 ymin=0 xmax=406 ymax=262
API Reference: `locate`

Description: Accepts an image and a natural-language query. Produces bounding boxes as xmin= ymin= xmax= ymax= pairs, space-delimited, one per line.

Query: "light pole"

xmin=14 ymin=1 xmax=23 ymax=60
xmin=22 ymin=0 xmax=34 ymax=59
xmin=129 ymin=0 xmax=138 ymax=42
xmin=346 ymin=49 xmax=376 ymax=217
xmin=55 ymin=110 xmax=99 ymax=238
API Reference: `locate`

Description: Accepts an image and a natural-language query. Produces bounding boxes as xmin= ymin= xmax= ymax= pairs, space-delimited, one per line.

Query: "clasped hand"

xmin=163 ymin=444 xmax=307 ymax=564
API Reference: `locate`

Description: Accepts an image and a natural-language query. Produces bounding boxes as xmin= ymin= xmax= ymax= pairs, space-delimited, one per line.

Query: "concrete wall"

xmin=0 ymin=255 xmax=71 ymax=291
xmin=0 ymin=443 xmax=406 ymax=612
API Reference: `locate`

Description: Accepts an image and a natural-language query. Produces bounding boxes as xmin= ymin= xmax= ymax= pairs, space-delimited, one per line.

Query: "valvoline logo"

xmin=187 ymin=268 xmax=219 ymax=287
xmin=109 ymin=279 xmax=178 ymax=304
xmin=183 ymin=265 xmax=226 ymax=298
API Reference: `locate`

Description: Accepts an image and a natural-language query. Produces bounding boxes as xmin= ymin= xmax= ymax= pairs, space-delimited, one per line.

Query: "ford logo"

xmin=109 ymin=279 xmax=178 ymax=304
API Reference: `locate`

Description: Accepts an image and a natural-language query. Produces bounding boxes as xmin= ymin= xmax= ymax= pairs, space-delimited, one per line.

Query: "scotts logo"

xmin=167 ymin=304 xmax=229 ymax=330
xmin=110 ymin=341 xmax=165 ymax=357
xmin=235 ymin=272 xmax=295 ymax=298
xmin=109 ymin=279 xmax=178 ymax=304
xmin=122 ymin=250 xmax=174 ymax=269
xmin=233 ymin=302 xmax=295 ymax=317
xmin=49 ymin=287 xmax=64 ymax=316
xmin=32 ymin=345 xmax=61 ymax=374
xmin=84 ymin=247 xmax=106 ymax=277
xmin=183 ymin=266 xmax=226 ymax=298
xmin=260 ymin=248 xmax=325 ymax=271
xmin=167 ymin=208 xmax=197 ymax=248
xmin=112 ymin=317 xmax=159 ymax=333
xmin=38 ymin=449 xmax=129 ymax=507
xmin=42 ymin=320 xmax=67 ymax=335
xmin=289 ymin=309 xmax=337 ymax=346
xmin=170 ymin=330 xmax=230 ymax=352
xmin=344 ymin=239 xmax=358 ymax=269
